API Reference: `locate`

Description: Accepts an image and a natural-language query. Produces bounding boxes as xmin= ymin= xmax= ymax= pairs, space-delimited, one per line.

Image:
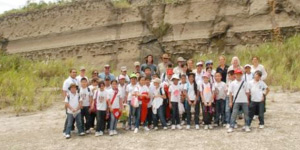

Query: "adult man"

xmin=133 ymin=61 xmax=146 ymax=77
xmin=173 ymin=57 xmax=186 ymax=75
xmin=193 ymin=61 xmax=206 ymax=84
xmin=98 ymin=64 xmax=115 ymax=81
xmin=158 ymin=53 xmax=172 ymax=76
xmin=76 ymin=66 xmax=89 ymax=88
xmin=117 ymin=66 xmax=130 ymax=83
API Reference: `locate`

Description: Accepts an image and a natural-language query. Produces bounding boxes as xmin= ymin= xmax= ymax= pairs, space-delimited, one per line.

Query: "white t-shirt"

xmin=126 ymin=83 xmax=138 ymax=101
xmin=151 ymin=86 xmax=165 ymax=107
xmin=79 ymin=87 xmax=93 ymax=107
xmin=65 ymin=93 xmax=81 ymax=114
xmin=76 ymin=75 xmax=89 ymax=88
xmin=62 ymin=76 xmax=79 ymax=93
xmin=169 ymin=83 xmax=182 ymax=102
xmin=134 ymin=85 xmax=150 ymax=104
xmin=184 ymin=81 xmax=198 ymax=101
xmin=243 ymin=72 xmax=253 ymax=82
xmin=118 ymin=84 xmax=127 ymax=100
xmin=199 ymin=82 xmax=215 ymax=103
xmin=248 ymin=80 xmax=268 ymax=102
xmin=251 ymin=64 xmax=268 ymax=80
xmin=107 ymin=89 xmax=122 ymax=109
xmin=105 ymin=86 xmax=112 ymax=91
xmin=147 ymin=84 xmax=155 ymax=108
xmin=193 ymin=70 xmax=206 ymax=84
xmin=229 ymin=80 xmax=249 ymax=103
xmin=214 ymin=81 xmax=227 ymax=100
xmin=93 ymin=89 xmax=108 ymax=111
xmin=89 ymin=85 xmax=98 ymax=96
xmin=226 ymin=80 xmax=233 ymax=96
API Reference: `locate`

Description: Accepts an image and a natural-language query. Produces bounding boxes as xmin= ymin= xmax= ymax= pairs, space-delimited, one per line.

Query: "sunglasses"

xmin=93 ymin=72 xmax=98 ymax=74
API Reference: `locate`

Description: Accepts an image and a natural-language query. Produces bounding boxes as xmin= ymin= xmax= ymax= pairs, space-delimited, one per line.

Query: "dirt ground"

xmin=0 ymin=90 xmax=300 ymax=150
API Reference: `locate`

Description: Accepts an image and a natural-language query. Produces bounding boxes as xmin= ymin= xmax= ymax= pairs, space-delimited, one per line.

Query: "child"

xmin=151 ymin=78 xmax=168 ymax=130
xmin=200 ymin=72 xmax=215 ymax=130
xmin=179 ymin=74 xmax=187 ymax=126
xmin=64 ymin=83 xmax=85 ymax=139
xmin=118 ymin=75 xmax=128 ymax=129
xmin=79 ymin=78 xmax=93 ymax=133
xmin=125 ymin=74 xmax=138 ymax=130
xmin=248 ymin=71 xmax=269 ymax=129
xmin=225 ymin=70 xmax=235 ymax=128
xmin=108 ymin=80 xmax=123 ymax=136
xmin=92 ymin=81 xmax=108 ymax=136
xmin=145 ymin=77 xmax=153 ymax=129
xmin=214 ymin=72 xmax=227 ymax=126
xmin=227 ymin=69 xmax=250 ymax=133
xmin=169 ymin=74 xmax=183 ymax=130
xmin=162 ymin=69 xmax=173 ymax=124
xmin=243 ymin=64 xmax=254 ymax=82
xmin=133 ymin=76 xmax=150 ymax=133
xmin=184 ymin=73 xmax=200 ymax=130
xmin=88 ymin=78 xmax=99 ymax=130
xmin=206 ymin=67 xmax=215 ymax=84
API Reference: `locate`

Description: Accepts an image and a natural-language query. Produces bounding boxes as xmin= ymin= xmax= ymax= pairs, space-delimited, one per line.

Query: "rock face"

xmin=0 ymin=0 xmax=300 ymax=70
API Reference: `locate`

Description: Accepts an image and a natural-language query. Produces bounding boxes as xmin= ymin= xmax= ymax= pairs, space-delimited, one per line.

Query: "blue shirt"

xmin=98 ymin=73 xmax=115 ymax=81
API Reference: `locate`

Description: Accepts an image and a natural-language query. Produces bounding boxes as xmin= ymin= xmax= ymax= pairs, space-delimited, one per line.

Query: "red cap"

xmin=167 ymin=69 xmax=173 ymax=75
xmin=234 ymin=69 xmax=243 ymax=74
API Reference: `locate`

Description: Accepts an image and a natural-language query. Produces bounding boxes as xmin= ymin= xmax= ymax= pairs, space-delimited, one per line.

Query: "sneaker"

xmin=259 ymin=125 xmax=264 ymax=129
xmin=234 ymin=124 xmax=238 ymax=129
xmin=171 ymin=125 xmax=176 ymax=130
xmin=204 ymin=125 xmax=208 ymax=130
xmin=226 ymin=124 xmax=230 ymax=129
xmin=154 ymin=127 xmax=158 ymax=130
xmin=253 ymin=116 xmax=257 ymax=120
xmin=163 ymin=127 xmax=168 ymax=130
xmin=208 ymin=125 xmax=213 ymax=129
xmin=181 ymin=121 xmax=185 ymax=126
xmin=65 ymin=134 xmax=71 ymax=139
xmin=242 ymin=126 xmax=246 ymax=130
xmin=79 ymin=132 xmax=85 ymax=136
xmin=109 ymin=131 xmax=114 ymax=136
xmin=113 ymin=130 xmax=118 ymax=135
xmin=213 ymin=123 xmax=218 ymax=127
xmin=245 ymin=126 xmax=251 ymax=132
xmin=99 ymin=131 xmax=104 ymax=136
xmin=186 ymin=125 xmax=191 ymax=130
xmin=223 ymin=124 xmax=226 ymax=127
xmin=167 ymin=121 xmax=172 ymax=126
xmin=144 ymin=126 xmax=150 ymax=131
xmin=134 ymin=128 xmax=138 ymax=133
xmin=195 ymin=125 xmax=200 ymax=130
xmin=85 ymin=130 xmax=91 ymax=134
xmin=95 ymin=132 xmax=100 ymax=137
xmin=63 ymin=132 xmax=66 ymax=137
xmin=227 ymin=128 xmax=233 ymax=133
xmin=177 ymin=125 xmax=182 ymax=130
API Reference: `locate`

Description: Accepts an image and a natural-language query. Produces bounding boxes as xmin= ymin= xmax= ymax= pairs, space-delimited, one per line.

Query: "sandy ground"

xmin=0 ymin=91 xmax=300 ymax=150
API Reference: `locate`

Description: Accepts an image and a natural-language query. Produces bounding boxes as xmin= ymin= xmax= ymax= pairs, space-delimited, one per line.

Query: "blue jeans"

xmin=134 ymin=105 xmax=141 ymax=128
xmin=152 ymin=105 xmax=167 ymax=127
xmin=215 ymin=99 xmax=225 ymax=125
xmin=230 ymin=103 xmax=250 ymax=128
xmin=110 ymin=112 xmax=118 ymax=130
xmin=186 ymin=100 xmax=200 ymax=125
xmin=127 ymin=101 xmax=134 ymax=128
xmin=66 ymin=113 xmax=84 ymax=135
xmin=249 ymin=101 xmax=265 ymax=125
xmin=225 ymin=96 xmax=231 ymax=124
xmin=171 ymin=102 xmax=180 ymax=125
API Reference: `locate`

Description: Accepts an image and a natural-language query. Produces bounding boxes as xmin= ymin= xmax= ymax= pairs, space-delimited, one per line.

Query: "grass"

xmin=193 ymin=35 xmax=300 ymax=91
xmin=0 ymin=52 xmax=74 ymax=115
xmin=112 ymin=0 xmax=131 ymax=8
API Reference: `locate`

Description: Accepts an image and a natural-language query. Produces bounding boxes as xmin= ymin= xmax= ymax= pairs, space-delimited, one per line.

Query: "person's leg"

xmin=135 ymin=105 xmax=141 ymax=129
xmin=225 ymin=96 xmax=231 ymax=124
xmin=147 ymin=107 xmax=153 ymax=126
xmin=96 ymin=111 xmax=101 ymax=132
xmin=242 ymin=103 xmax=250 ymax=127
xmin=195 ymin=100 xmax=200 ymax=125
xmin=65 ymin=114 xmax=74 ymax=135
xmin=174 ymin=102 xmax=180 ymax=125
xmin=110 ymin=113 xmax=115 ymax=131
xmin=90 ymin=112 xmax=96 ymax=129
xmin=186 ymin=102 xmax=191 ymax=125
xmin=182 ymin=100 xmax=187 ymax=122
xmin=171 ymin=102 xmax=176 ymax=125
xmin=203 ymin=106 xmax=208 ymax=125
xmin=100 ymin=111 xmax=106 ymax=132
xmin=81 ymin=108 xmax=85 ymax=131
xmin=158 ymin=105 xmax=167 ymax=127
xmin=230 ymin=103 xmax=240 ymax=128
xmin=258 ymin=102 xmax=265 ymax=125
xmin=248 ymin=102 xmax=256 ymax=126
xmin=152 ymin=110 xmax=158 ymax=127
xmin=220 ymin=100 xmax=225 ymax=125
xmin=85 ymin=107 xmax=91 ymax=131
xmin=75 ymin=113 xmax=84 ymax=133
xmin=127 ymin=102 xmax=132 ymax=128
xmin=214 ymin=100 xmax=220 ymax=125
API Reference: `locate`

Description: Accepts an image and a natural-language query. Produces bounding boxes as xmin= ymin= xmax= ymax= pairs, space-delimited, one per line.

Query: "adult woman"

xmin=251 ymin=56 xmax=267 ymax=80
xmin=216 ymin=55 xmax=229 ymax=83
xmin=141 ymin=55 xmax=157 ymax=75
xmin=228 ymin=56 xmax=243 ymax=73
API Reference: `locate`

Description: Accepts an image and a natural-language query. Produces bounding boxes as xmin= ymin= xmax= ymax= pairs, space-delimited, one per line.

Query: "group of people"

xmin=62 ymin=54 xmax=270 ymax=139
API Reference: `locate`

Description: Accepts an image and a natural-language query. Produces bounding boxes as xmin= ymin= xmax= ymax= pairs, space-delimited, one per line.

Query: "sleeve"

xmin=62 ymin=80 xmax=68 ymax=92
xmin=261 ymin=65 xmax=268 ymax=81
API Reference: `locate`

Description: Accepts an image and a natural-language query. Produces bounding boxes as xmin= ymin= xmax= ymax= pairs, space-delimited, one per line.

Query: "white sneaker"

xmin=63 ymin=132 xmax=66 ymax=137
xmin=163 ymin=127 xmax=168 ymax=130
xmin=65 ymin=134 xmax=71 ymax=139
xmin=181 ymin=121 xmax=185 ymax=126
xmin=167 ymin=121 xmax=172 ymax=126
xmin=186 ymin=125 xmax=191 ymax=130
xmin=113 ymin=130 xmax=118 ymax=135
xmin=144 ymin=126 xmax=150 ymax=131
xmin=95 ymin=132 xmax=100 ymax=137
xmin=79 ymin=132 xmax=85 ymax=136
xmin=259 ymin=125 xmax=264 ymax=129
xmin=171 ymin=125 xmax=176 ymax=130
xmin=234 ymin=124 xmax=238 ymax=129
xmin=109 ymin=131 xmax=113 ymax=136
xmin=245 ymin=126 xmax=251 ymax=132
xmin=208 ymin=125 xmax=213 ymax=129
xmin=204 ymin=125 xmax=208 ymax=130
xmin=154 ymin=127 xmax=158 ymax=130
xmin=195 ymin=125 xmax=200 ymax=130
xmin=253 ymin=116 xmax=257 ymax=120
xmin=227 ymin=128 xmax=233 ymax=133
xmin=223 ymin=124 xmax=226 ymax=127
xmin=242 ymin=126 xmax=246 ymax=130
xmin=134 ymin=128 xmax=138 ymax=133
xmin=226 ymin=124 xmax=230 ymax=129
xmin=85 ymin=130 xmax=90 ymax=134
xmin=177 ymin=125 xmax=182 ymax=130
xmin=99 ymin=131 xmax=103 ymax=136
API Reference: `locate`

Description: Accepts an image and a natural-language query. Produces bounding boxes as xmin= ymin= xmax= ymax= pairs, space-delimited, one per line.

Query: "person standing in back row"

xmin=141 ymin=55 xmax=157 ymax=75
xmin=99 ymin=64 xmax=115 ymax=81
xmin=251 ymin=56 xmax=268 ymax=81
xmin=158 ymin=53 xmax=172 ymax=76
xmin=216 ymin=55 xmax=229 ymax=83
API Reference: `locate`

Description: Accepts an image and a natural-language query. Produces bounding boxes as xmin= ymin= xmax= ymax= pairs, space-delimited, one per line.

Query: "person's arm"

xmin=124 ymin=91 xmax=129 ymax=104
xmin=77 ymin=101 xmax=83 ymax=111
xmin=261 ymin=65 xmax=268 ymax=81
xmin=62 ymin=91 xmax=67 ymax=98
xmin=229 ymin=92 xmax=233 ymax=108
xmin=168 ymin=92 xmax=172 ymax=108
xmin=209 ymin=90 xmax=215 ymax=106
xmin=265 ymin=87 xmax=270 ymax=96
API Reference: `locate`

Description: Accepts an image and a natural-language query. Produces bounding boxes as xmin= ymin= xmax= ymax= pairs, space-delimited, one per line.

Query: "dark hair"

xmin=138 ymin=76 xmax=146 ymax=81
xmin=145 ymin=76 xmax=152 ymax=81
xmin=252 ymin=56 xmax=260 ymax=61
xmin=144 ymin=66 xmax=151 ymax=71
xmin=145 ymin=55 xmax=154 ymax=64
xmin=98 ymin=81 xmax=105 ymax=87
xmin=111 ymin=80 xmax=118 ymax=84
xmin=255 ymin=70 xmax=262 ymax=77
xmin=168 ymin=63 xmax=173 ymax=68
xmin=91 ymin=78 xmax=98 ymax=83
xmin=206 ymin=67 xmax=212 ymax=71
xmin=215 ymin=72 xmax=222 ymax=76
xmin=81 ymin=77 xmax=88 ymax=82
xmin=228 ymin=70 xmax=234 ymax=75
xmin=69 ymin=68 xmax=76 ymax=73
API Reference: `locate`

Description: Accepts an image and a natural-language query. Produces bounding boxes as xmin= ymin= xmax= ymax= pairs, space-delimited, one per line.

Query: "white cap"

xmin=244 ymin=64 xmax=251 ymax=68
xmin=121 ymin=66 xmax=127 ymax=71
xmin=104 ymin=64 xmax=110 ymax=68
xmin=171 ymin=74 xmax=180 ymax=80
xmin=196 ymin=62 xmax=203 ymax=66
xmin=152 ymin=78 xmax=161 ymax=84
xmin=119 ymin=75 xmax=125 ymax=80
xmin=80 ymin=66 xmax=86 ymax=71
xmin=177 ymin=57 xmax=186 ymax=62
xmin=134 ymin=61 xmax=141 ymax=66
